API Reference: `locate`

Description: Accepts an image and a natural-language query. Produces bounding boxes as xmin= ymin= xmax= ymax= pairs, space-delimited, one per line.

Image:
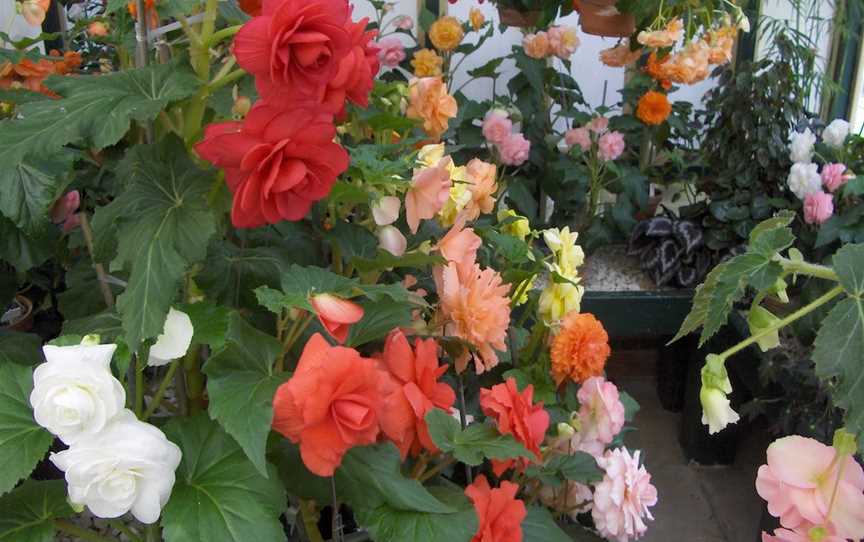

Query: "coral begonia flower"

xmin=271 ymin=333 xmax=387 ymax=476
xmin=756 ymin=436 xmax=864 ymax=539
xmin=405 ymin=158 xmax=451 ymax=234
xmin=194 ymin=101 xmax=349 ymax=228
xmin=20 ymin=0 xmax=51 ymax=26
xmin=480 ymin=378 xmax=549 ymax=476
xmin=309 ymin=294 xmax=364 ymax=344
xmin=464 ymin=475 xmax=526 ymax=542
xmin=435 ymin=215 xmax=481 ymax=270
xmin=378 ymin=329 xmax=456 ymax=458
xmin=550 ymin=312 xmax=611 ymax=385
xmin=233 ymin=0 xmax=352 ymax=100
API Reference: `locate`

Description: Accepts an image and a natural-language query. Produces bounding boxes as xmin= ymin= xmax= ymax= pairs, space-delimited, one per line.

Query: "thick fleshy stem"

xmin=298 ymin=500 xmax=325 ymax=542
xmin=457 ymin=373 xmax=472 ymax=483
xmin=142 ymin=358 xmax=181 ymax=421
xmin=54 ymin=520 xmax=116 ymax=542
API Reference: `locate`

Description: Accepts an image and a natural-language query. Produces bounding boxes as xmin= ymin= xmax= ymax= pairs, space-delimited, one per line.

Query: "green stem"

xmin=208 ymin=24 xmax=242 ymax=47
xmin=778 ymin=257 xmax=840 ymax=282
xmin=299 ymin=500 xmax=325 ymax=542
xmin=418 ymin=455 xmax=457 ymax=482
xmin=135 ymin=353 xmax=145 ymax=418
xmin=144 ymin=523 xmax=160 ymax=542
xmin=142 ymin=359 xmax=181 ymax=421
xmin=107 ymin=520 xmax=143 ymax=542
xmin=54 ymin=520 xmax=117 ymax=542
xmin=718 ymin=285 xmax=844 ymax=361
xmin=183 ymin=345 xmax=205 ymax=415
xmin=209 ymin=68 xmax=246 ymax=92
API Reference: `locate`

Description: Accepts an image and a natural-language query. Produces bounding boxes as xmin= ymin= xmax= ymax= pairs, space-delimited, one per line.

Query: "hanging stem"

xmin=298 ymin=500 xmax=325 ymax=542
xmin=54 ymin=521 xmax=117 ymax=542
xmin=418 ymin=455 xmax=458 ymax=482
xmin=107 ymin=520 xmax=143 ymax=542
xmin=142 ymin=358 xmax=181 ymax=421
xmin=330 ymin=477 xmax=342 ymax=542
xmin=77 ymin=213 xmax=114 ymax=309
xmin=135 ymin=351 xmax=146 ymax=417
xmin=183 ymin=345 xmax=205 ymax=415
xmin=457 ymin=373 xmax=472 ymax=483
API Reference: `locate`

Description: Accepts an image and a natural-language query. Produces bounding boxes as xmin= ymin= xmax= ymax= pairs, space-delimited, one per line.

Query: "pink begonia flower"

xmin=482 ymin=110 xmax=513 ymax=145
xmin=598 ymin=131 xmax=626 ymax=162
xmin=395 ymin=15 xmax=414 ymax=30
xmin=755 ymin=435 xmax=864 ymax=539
xmin=577 ymin=377 xmax=625 ymax=446
xmin=565 ymin=127 xmax=591 ymax=152
xmin=376 ymin=36 xmax=407 ymax=68
xmin=50 ymin=191 xmax=81 ymax=233
xmin=377 ymin=225 xmax=407 ymax=256
xmin=593 ymin=448 xmax=658 ymax=542
xmin=587 ymin=116 xmax=609 ymax=134
xmin=372 ymin=196 xmax=401 ymax=225
xmin=547 ymin=26 xmax=580 ymax=59
xmin=498 ymin=133 xmax=530 ymax=166
xmin=405 ymin=159 xmax=451 ymax=233
xmin=762 ymin=528 xmax=845 ymax=542
xmin=821 ymin=163 xmax=853 ymax=193
xmin=803 ymin=192 xmax=834 ymax=225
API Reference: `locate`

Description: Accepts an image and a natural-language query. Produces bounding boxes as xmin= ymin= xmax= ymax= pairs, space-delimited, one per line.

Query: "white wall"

xmin=0 ymin=0 xmax=44 ymax=48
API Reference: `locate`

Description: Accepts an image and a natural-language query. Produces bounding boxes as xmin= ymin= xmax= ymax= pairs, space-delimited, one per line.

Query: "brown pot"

xmin=1 ymin=295 xmax=34 ymax=332
xmin=497 ymin=6 xmax=541 ymax=28
xmin=574 ymin=0 xmax=635 ymax=38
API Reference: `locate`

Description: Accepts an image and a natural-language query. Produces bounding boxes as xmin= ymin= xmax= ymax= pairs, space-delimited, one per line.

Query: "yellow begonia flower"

xmin=538 ymin=280 xmax=584 ymax=324
xmin=514 ymin=276 xmax=535 ymax=306
xmin=469 ymin=7 xmax=485 ymax=31
xmin=543 ymin=226 xmax=584 ymax=276
xmin=438 ymin=182 xmax=472 ymax=227
xmin=497 ymin=209 xmax=531 ymax=241
xmin=411 ymin=48 xmax=444 ymax=77
xmin=429 ymin=16 xmax=464 ymax=52
xmin=417 ymin=143 xmax=446 ymax=168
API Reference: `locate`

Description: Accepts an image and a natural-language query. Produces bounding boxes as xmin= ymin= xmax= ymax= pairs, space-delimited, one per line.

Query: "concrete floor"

xmin=615 ymin=375 xmax=768 ymax=542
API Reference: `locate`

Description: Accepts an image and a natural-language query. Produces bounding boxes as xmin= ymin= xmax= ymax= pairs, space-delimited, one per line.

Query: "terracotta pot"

xmin=574 ymin=0 xmax=635 ymax=38
xmin=497 ymin=6 xmax=541 ymax=28
xmin=1 ymin=295 xmax=34 ymax=332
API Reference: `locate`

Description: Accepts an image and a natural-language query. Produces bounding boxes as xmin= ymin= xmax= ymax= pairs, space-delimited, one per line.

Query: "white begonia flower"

xmin=50 ymin=409 xmax=182 ymax=524
xmin=789 ymin=128 xmax=816 ymax=163
xmin=377 ymin=225 xmax=407 ymax=257
xmin=30 ymin=344 xmax=125 ymax=445
xmin=700 ymin=386 xmax=740 ymax=434
xmin=372 ymin=196 xmax=401 ymax=226
xmin=787 ymin=162 xmax=822 ymax=200
xmin=148 ymin=308 xmax=193 ymax=367
xmin=823 ymin=119 xmax=850 ymax=149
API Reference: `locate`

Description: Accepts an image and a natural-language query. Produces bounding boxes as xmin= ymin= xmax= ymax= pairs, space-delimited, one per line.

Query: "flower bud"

xmin=377 ymin=225 xmax=407 ymax=257
xmin=832 ymin=428 xmax=858 ymax=457
xmin=557 ymin=422 xmax=575 ymax=438
xmin=232 ymin=95 xmax=252 ymax=118
xmin=372 ymin=196 xmax=401 ymax=225
xmin=748 ymin=305 xmax=781 ymax=352
xmin=80 ymin=334 xmax=101 ymax=346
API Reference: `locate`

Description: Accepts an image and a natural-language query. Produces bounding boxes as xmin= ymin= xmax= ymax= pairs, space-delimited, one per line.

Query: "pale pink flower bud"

xmin=377 ymin=225 xmax=407 ymax=257
xmin=372 ymin=196 xmax=401 ymax=225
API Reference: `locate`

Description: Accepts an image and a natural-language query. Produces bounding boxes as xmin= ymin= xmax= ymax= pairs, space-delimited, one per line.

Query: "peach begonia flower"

xmin=464 ymin=159 xmax=497 ymax=220
xmin=87 ymin=21 xmax=109 ymax=37
xmin=372 ymin=196 xmax=401 ymax=226
xmin=465 ymin=475 xmax=527 ymax=542
xmin=637 ymin=18 xmax=683 ymax=48
xmin=309 ymin=293 xmax=364 ymax=344
xmin=599 ymin=41 xmax=643 ymax=67
xmin=803 ymin=192 xmax=833 ymax=225
xmin=19 ymin=0 xmax=50 ymax=26
xmin=377 ymin=329 xmax=456 ymax=459
xmin=405 ymin=157 xmax=452 ymax=233
xmin=706 ymin=26 xmax=737 ymax=65
xmin=756 ymin=435 xmax=864 ymax=539
xmin=377 ymin=225 xmax=407 ymax=256
xmin=271 ymin=333 xmax=390 ymax=476
xmin=659 ymin=41 xmax=711 ymax=85
xmin=547 ymin=26 xmax=580 ymax=59
xmin=522 ymin=31 xmax=550 ymax=59
xmin=550 ymin=312 xmax=611 ymax=385
xmin=593 ymin=448 xmax=658 ymax=542
xmin=480 ymin=378 xmax=550 ymax=476
xmin=435 ymin=215 xmax=481 ymax=271
xmin=436 ymin=259 xmax=510 ymax=374
xmin=411 ymin=48 xmax=444 ymax=77
xmin=762 ymin=527 xmax=845 ymax=542
xmin=469 ymin=7 xmax=485 ymax=31
xmin=406 ymin=77 xmax=457 ymax=140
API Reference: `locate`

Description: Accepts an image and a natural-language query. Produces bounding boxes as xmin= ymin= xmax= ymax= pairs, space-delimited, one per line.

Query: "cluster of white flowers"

xmin=786 ymin=119 xmax=850 ymax=200
xmin=29 ymin=309 xmax=194 ymax=523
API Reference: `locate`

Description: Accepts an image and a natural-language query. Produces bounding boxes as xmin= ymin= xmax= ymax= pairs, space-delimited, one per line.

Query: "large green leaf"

xmin=0 ymin=330 xmax=43 ymax=365
xmin=0 ymin=363 xmax=53 ymax=495
xmin=0 ymin=152 xmax=74 ymax=232
xmin=197 ymin=242 xmax=292 ymax=309
xmin=203 ymin=313 xmax=286 ymax=477
xmin=346 ymin=299 xmax=411 ymax=348
xmin=103 ymin=139 xmax=217 ymax=349
xmin=813 ymin=244 xmax=864 ymax=439
xmin=162 ymin=415 xmax=286 ymax=542
xmin=0 ymin=216 xmax=56 ymax=271
xmin=270 ymin=440 xmax=331 ymax=502
xmin=336 ymin=443 xmax=455 ymax=514
xmin=0 ymin=480 xmax=73 ymax=542
xmin=425 ymin=409 xmax=532 ymax=467
xmin=525 ymin=453 xmax=602 ymax=487
xmin=180 ymin=302 xmax=232 ymax=351
xmin=0 ymin=62 xmax=199 ymax=165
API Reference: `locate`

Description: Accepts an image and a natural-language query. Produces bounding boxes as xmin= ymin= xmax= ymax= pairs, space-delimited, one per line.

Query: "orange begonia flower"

xmin=550 ymin=312 xmax=611 ymax=385
xmin=599 ymin=41 xmax=643 ymax=67
xmin=465 ymin=475 xmax=527 ymax=542
xmin=378 ymin=329 xmax=456 ymax=458
xmin=309 ymin=293 xmax=364 ymax=344
xmin=480 ymin=378 xmax=549 ymax=476
xmin=406 ymin=77 xmax=457 ymax=141
xmin=271 ymin=333 xmax=389 ymax=476
xmin=636 ymin=90 xmax=672 ymax=126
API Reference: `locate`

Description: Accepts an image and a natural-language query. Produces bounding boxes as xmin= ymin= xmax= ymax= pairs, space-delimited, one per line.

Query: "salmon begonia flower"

xmin=756 ymin=435 xmax=864 ymax=539
xmin=377 ymin=329 xmax=456 ymax=458
xmin=522 ymin=31 xmax=550 ymax=59
xmin=194 ymin=102 xmax=349 ymax=228
xmin=309 ymin=294 xmax=364 ymax=344
xmin=464 ymin=159 xmax=497 ymax=220
xmin=465 ymin=475 xmax=527 ymax=542
xmin=550 ymin=312 xmax=611 ymax=385
xmin=599 ymin=41 xmax=643 ymax=67
xmin=406 ymin=77 xmax=457 ymax=140
xmin=405 ymin=158 xmax=452 ymax=233
xmin=637 ymin=18 xmax=683 ymax=48
xmin=233 ymin=0 xmax=351 ymax=100
xmin=436 ymin=259 xmax=511 ymax=374
xmin=20 ymin=0 xmax=51 ymax=26
xmin=480 ymin=378 xmax=549 ymax=476
xmin=435 ymin=216 xmax=481 ymax=271
xmin=271 ymin=334 xmax=389 ymax=476
xmin=547 ymin=26 xmax=580 ymax=59
xmin=87 ymin=21 xmax=109 ymax=37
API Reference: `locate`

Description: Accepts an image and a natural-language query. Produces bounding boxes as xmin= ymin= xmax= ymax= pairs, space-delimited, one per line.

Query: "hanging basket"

xmin=497 ymin=6 xmax=541 ymax=28
xmin=1 ymin=295 xmax=34 ymax=332
xmin=574 ymin=0 xmax=635 ymax=38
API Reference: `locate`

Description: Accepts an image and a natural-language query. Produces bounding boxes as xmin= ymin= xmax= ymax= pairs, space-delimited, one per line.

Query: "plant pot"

xmin=1 ymin=294 xmax=34 ymax=332
xmin=497 ymin=6 xmax=541 ymax=28
xmin=573 ymin=0 xmax=635 ymax=38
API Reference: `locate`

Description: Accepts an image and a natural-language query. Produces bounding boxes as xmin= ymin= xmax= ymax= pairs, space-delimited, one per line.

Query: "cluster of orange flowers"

xmin=643 ymin=23 xmax=737 ymax=87
xmin=0 ymin=50 xmax=82 ymax=96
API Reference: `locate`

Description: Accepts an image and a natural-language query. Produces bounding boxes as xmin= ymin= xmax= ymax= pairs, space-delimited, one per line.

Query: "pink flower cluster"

xmin=798 ymin=162 xmax=854 ymax=225
xmin=564 ymin=116 xmax=625 ymax=162
xmin=375 ymin=36 xmax=406 ymax=68
xmin=482 ymin=110 xmax=531 ymax=167
xmin=756 ymin=436 xmax=864 ymax=541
